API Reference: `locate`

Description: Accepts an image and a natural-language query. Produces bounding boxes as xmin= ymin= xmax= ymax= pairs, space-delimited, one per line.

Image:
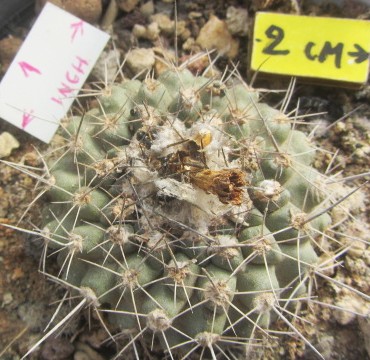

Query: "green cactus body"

xmin=41 ymin=68 xmax=332 ymax=356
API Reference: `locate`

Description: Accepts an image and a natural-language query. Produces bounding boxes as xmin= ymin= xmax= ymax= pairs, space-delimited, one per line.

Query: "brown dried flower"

xmin=190 ymin=169 xmax=246 ymax=205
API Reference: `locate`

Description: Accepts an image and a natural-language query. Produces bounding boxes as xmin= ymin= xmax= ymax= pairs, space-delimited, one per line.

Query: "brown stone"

xmin=36 ymin=0 xmax=102 ymax=23
xmin=196 ymin=15 xmax=239 ymax=59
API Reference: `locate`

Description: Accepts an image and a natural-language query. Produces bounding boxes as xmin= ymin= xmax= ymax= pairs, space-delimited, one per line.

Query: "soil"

xmin=0 ymin=1 xmax=369 ymax=359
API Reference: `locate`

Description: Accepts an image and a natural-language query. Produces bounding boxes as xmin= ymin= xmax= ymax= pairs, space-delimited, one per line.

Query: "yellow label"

xmin=251 ymin=12 xmax=370 ymax=83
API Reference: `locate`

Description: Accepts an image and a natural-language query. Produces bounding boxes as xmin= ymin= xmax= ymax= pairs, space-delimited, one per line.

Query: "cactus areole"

xmin=41 ymin=68 xmax=331 ymax=356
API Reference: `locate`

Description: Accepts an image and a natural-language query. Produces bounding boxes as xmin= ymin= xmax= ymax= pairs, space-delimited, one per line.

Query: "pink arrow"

xmin=71 ymin=20 xmax=84 ymax=42
xmin=22 ymin=110 xmax=35 ymax=129
xmin=18 ymin=61 xmax=41 ymax=78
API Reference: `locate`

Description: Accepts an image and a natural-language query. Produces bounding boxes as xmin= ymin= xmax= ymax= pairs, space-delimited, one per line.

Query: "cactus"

xmin=5 ymin=64 xmax=367 ymax=360
xmin=33 ymin=66 xmax=335 ymax=357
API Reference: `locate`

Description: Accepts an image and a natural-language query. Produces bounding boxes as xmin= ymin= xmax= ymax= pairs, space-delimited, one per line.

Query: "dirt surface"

xmin=0 ymin=1 xmax=369 ymax=359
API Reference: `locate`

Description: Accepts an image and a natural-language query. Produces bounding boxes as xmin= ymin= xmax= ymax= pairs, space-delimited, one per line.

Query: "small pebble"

xmin=36 ymin=0 xmax=102 ymax=23
xmin=226 ymin=6 xmax=249 ymax=36
xmin=140 ymin=1 xmax=154 ymax=18
xmin=125 ymin=48 xmax=155 ymax=78
xmin=151 ymin=13 xmax=174 ymax=34
xmin=196 ymin=15 xmax=239 ymax=58
xmin=133 ymin=22 xmax=160 ymax=41
xmin=2 ymin=292 xmax=13 ymax=306
xmin=0 ymin=132 xmax=20 ymax=158
xmin=0 ymin=36 xmax=23 ymax=72
xmin=132 ymin=24 xmax=147 ymax=38
xmin=146 ymin=22 xmax=161 ymax=40
xmin=333 ymin=293 xmax=369 ymax=325
xmin=188 ymin=11 xmax=202 ymax=20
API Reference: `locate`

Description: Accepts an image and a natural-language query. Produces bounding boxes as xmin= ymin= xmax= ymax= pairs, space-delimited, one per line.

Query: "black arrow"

xmin=348 ymin=44 xmax=369 ymax=64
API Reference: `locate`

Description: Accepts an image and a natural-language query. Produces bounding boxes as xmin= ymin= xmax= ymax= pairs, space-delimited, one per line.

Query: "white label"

xmin=0 ymin=3 xmax=110 ymax=143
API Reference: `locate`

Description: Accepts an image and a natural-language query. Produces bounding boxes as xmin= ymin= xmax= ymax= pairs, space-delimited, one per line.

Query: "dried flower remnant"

xmin=190 ymin=169 xmax=246 ymax=205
